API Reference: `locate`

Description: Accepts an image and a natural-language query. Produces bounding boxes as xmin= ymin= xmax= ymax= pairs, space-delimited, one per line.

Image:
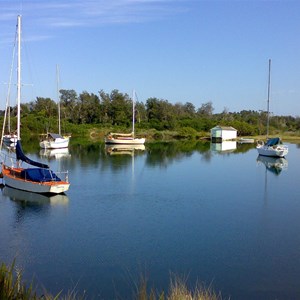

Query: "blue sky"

xmin=0 ymin=0 xmax=299 ymax=116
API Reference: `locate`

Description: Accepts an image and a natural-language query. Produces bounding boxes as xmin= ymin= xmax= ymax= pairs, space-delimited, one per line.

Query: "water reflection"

xmin=3 ymin=186 xmax=69 ymax=206
xmin=40 ymin=148 xmax=71 ymax=160
xmin=210 ymin=141 xmax=237 ymax=152
xmin=105 ymin=144 xmax=145 ymax=156
xmin=257 ymin=155 xmax=288 ymax=175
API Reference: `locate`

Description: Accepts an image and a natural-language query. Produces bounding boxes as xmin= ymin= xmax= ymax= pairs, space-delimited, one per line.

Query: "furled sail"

xmin=16 ymin=140 xmax=49 ymax=169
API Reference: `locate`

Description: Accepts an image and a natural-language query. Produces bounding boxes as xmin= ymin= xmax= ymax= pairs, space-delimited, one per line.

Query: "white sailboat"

xmin=1 ymin=15 xmax=70 ymax=194
xmin=39 ymin=65 xmax=70 ymax=149
xmin=256 ymin=59 xmax=288 ymax=157
xmin=105 ymin=90 xmax=145 ymax=145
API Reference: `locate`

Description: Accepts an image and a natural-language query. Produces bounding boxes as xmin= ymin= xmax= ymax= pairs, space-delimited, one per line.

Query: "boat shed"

xmin=210 ymin=126 xmax=237 ymax=142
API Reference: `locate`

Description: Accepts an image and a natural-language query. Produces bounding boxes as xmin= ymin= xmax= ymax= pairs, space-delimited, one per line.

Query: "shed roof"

xmin=211 ymin=126 xmax=237 ymax=131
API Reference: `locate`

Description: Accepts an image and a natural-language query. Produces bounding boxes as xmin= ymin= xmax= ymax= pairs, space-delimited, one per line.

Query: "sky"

xmin=0 ymin=0 xmax=299 ymax=117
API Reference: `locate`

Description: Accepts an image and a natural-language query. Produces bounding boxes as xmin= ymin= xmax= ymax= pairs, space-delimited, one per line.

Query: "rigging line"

xmin=0 ymin=23 xmax=18 ymax=152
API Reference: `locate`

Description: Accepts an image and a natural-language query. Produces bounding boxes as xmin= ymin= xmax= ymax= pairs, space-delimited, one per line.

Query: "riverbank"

xmin=86 ymin=127 xmax=300 ymax=143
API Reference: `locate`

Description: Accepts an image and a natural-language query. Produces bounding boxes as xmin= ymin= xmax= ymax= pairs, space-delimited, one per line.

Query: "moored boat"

xmin=256 ymin=59 xmax=288 ymax=157
xmin=105 ymin=90 xmax=145 ymax=145
xmin=1 ymin=15 xmax=70 ymax=195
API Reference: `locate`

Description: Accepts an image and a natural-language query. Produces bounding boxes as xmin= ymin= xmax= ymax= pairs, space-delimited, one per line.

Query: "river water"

xmin=0 ymin=141 xmax=299 ymax=299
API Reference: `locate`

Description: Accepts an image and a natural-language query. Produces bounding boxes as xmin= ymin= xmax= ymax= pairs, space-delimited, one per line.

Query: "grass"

xmin=0 ymin=261 xmax=223 ymax=300
xmin=0 ymin=260 xmax=38 ymax=300
xmin=134 ymin=275 xmax=223 ymax=300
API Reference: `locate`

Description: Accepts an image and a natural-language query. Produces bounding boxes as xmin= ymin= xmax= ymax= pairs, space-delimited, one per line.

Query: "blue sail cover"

xmin=21 ymin=168 xmax=61 ymax=182
xmin=16 ymin=140 xmax=49 ymax=169
xmin=266 ymin=137 xmax=280 ymax=147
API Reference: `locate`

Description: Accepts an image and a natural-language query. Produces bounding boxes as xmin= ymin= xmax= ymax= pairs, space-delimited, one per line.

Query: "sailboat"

xmin=39 ymin=65 xmax=70 ymax=149
xmin=105 ymin=90 xmax=146 ymax=145
xmin=256 ymin=59 xmax=288 ymax=157
xmin=1 ymin=15 xmax=70 ymax=194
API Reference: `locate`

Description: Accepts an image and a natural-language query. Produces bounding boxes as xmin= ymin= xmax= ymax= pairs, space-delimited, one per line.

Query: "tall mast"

xmin=266 ymin=59 xmax=271 ymax=138
xmin=17 ymin=15 xmax=21 ymax=140
xmin=132 ymin=89 xmax=135 ymax=137
xmin=56 ymin=64 xmax=61 ymax=135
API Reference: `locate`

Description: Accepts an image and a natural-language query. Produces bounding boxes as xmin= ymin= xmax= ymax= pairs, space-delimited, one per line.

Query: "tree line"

xmin=1 ymin=89 xmax=300 ymax=136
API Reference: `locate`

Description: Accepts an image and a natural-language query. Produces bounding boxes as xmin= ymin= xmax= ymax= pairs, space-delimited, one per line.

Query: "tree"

xmin=33 ymin=97 xmax=57 ymax=117
xmin=146 ymin=98 xmax=176 ymax=130
xmin=60 ymin=89 xmax=78 ymax=121
xmin=110 ymin=90 xmax=131 ymax=126
xmin=78 ymin=91 xmax=101 ymax=124
xmin=197 ymin=101 xmax=214 ymax=116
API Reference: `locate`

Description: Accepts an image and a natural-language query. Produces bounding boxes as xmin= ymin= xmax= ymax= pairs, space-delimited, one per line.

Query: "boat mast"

xmin=266 ymin=59 xmax=271 ymax=139
xmin=132 ymin=89 xmax=135 ymax=138
xmin=56 ymin=64 xmax=61 ymax=136
xmin=17 ymin=15 xmax=21 ymax=141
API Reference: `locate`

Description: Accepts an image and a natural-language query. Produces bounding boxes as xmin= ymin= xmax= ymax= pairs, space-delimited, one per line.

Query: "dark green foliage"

xmin=1 ymin=89 xmax=299 ymax=137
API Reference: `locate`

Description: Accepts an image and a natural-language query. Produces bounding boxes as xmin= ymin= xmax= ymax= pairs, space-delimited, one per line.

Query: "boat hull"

xmin=40 ymin=137 xmax=69 ymax=149
xmin=105 ymin=137 xmax=145 ymax=145
xmin=2 ymin=167 xmax=70 ymax=194
xmin=256 ymin=145 xmax=288 ymax=158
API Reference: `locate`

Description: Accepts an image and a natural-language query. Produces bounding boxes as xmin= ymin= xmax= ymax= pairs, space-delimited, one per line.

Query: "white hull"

xmin=3 ymin=134 xmax=17 ymax=144
xmin=105 ymin=137 xmax=145 ymax=145
xmin=40 ymin=137 xmax=69 ymax=149
xmin=239 ymin=138 xmax=255 ymax=144
xmin=2 ymin=171 xmax=70 ymax=194
xmin=256 ymin=144 xmax=288 ymax=157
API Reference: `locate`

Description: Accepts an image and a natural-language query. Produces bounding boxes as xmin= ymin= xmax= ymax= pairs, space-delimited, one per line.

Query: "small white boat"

xmin=239 ymin=138 xmax=255 ymax=144
xmin=256 ymin=137 xmax=288 ymax=158
xmin=105 ymin=90 xmax=145 ymax=145
xmin=39 ymin=133 xmax=70 ymax=149
xmin=2 ymin=134 xmax=17 ymax=146
xmin=40 ymin=65 xmax=70 ymax=149
xmin=105 ymin=133 xmax=145 ymax=145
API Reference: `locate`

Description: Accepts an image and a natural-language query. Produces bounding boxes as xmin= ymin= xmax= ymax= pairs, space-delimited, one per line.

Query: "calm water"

xmin=1 ymin=141 xmax=300 ymax=299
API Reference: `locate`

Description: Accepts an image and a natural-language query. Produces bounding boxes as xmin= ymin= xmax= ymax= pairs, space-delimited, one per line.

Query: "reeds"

xmin=0 ymin=260 xmax=85 ymax=300
xmin=134 ymin=275 xmax=223 ymax=300
xmin=0 ymin=260 xmax=38 ymax=299
xmin=0 ymin=260 xmax=222 ymax=300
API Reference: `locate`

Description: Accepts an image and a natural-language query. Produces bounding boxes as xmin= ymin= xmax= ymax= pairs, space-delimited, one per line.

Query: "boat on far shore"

xmin=39 ymin=65 xmax=70 ymax=149
xmin=105 ymin=90 xmax=145 ymax=145
xmin=238 ymin=138 xmax=255 ymax=144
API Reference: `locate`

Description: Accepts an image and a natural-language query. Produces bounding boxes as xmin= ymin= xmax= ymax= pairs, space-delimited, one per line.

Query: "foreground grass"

xmin=0 ymin=261 xmax=223 ymax=300
xmin=0 ymin=261 xmax=85 ymax=300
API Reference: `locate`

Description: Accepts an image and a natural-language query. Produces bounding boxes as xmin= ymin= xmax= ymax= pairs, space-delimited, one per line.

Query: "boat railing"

xmin=55 ymin=170 xmax=69 ymax=182
xmin=1 ymin=151 xmax=17 ymax=168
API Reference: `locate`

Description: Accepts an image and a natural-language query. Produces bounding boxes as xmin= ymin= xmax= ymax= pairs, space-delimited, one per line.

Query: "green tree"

xmin=60 ymin=89 xmax=78 ymax=122
xmin=33 ymin=97 xmax=57 ymax=117
xmin=76 ymin=91 xmax=101 ymax=124
xmin=197 ymin=101 xmax=214 ymax=116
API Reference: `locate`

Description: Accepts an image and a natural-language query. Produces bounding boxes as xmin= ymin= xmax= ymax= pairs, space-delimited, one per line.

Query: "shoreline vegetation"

xmin=0 ymin=88 xmax=299 ymax=145
xmin=0 ymin=261 xmax=223 ymax=300
xmin=86 ymin=126 xmax=300 ymax=144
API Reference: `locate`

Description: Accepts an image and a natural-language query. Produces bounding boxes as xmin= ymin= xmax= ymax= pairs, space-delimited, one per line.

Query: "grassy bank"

xmin=0 ymin=261 xmax=223 ymax=300
xmin=83 ymin=126 xmax=300 ymax=143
